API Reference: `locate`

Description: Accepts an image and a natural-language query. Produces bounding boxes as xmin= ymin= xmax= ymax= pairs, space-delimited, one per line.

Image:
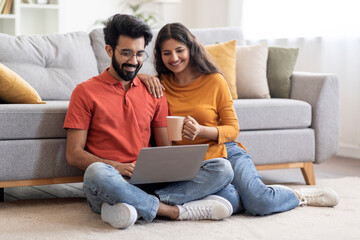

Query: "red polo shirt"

xmin=64 ymin=69 xmax=169 ymax=163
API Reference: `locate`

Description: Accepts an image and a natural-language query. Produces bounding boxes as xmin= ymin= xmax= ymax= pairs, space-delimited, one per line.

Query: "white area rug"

xmin=1 ymin=177 xmax=359 ymax=240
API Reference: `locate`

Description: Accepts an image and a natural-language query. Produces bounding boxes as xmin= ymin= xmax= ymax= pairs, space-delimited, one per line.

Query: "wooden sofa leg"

xmin=0 ymin=188 xmax=4 ymax=202
xmin=301 ymin=162 xmax=316 ymax=185
xmin=256 ymin=162 xmax=316 ymax=185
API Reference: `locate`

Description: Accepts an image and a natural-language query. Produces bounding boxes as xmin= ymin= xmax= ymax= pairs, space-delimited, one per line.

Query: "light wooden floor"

xmin=3 ymin=155 xmax=360 ymax=202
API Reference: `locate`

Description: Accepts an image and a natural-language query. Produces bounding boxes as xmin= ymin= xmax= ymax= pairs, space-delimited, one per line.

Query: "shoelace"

xmin=299 ymin=197 xmax=308 ymax=206
xmin=298 ymin=191 xmax=324 ymax=206
xmin=183 ymin=206 xmax=215 ymax=220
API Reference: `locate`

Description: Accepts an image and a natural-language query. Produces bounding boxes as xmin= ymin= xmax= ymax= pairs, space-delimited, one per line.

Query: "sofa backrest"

xmin=0 ymin=32 xmax=99 ymax=100
xmin=90 ymin=26 xmax=245 ymax=76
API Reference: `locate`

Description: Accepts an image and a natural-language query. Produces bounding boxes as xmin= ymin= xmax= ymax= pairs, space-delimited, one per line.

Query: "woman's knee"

xmin=222 ymin=160 xmax=234 ymax=183
xmin=207 ymin=158 xmax=234 ymax=184
xmin=245 ymin=200 xmax=274 ymax=216
xmin=215 ymin=184 xmax=243 ymax=214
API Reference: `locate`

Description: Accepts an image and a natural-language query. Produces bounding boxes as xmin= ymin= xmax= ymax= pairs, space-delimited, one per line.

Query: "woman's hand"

xmin=182 ymin=115 xmax=220 ymax=141
xmin=183 ymin=115 xmax=202 ymax=141
xmin=137 ymin=73 xmax=165 ymax=98
xmin=114 ymin=162 xmax=135 ymax=178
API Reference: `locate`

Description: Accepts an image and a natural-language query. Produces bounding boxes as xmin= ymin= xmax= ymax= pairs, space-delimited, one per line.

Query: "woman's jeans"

xmin=214 ymin=142 xmax=300 ymax=215
xmin=83 ymin=158 xmax=233 ymax=222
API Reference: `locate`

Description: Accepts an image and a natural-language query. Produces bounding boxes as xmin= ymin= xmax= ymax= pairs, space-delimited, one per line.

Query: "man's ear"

xmin=105 ymin=45 xmax=113 ymax=58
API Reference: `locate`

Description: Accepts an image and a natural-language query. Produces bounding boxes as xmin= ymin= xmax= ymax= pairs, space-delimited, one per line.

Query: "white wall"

xmin=58 ymin=0 xmax=184 ymax=33
xmin=58 ymin=0 xmax=120 ymax=33
xmin=58 ymin=0 xmax=242 ymax=32
xmin=180 ymin=0 xmax=242 ymax=29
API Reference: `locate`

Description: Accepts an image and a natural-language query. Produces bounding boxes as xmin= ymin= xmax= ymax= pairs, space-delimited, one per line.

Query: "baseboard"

xmin=337 ymin=143 xmax=360 ymax=160
xmin=0 ymin=176 xmax=83 ymax=188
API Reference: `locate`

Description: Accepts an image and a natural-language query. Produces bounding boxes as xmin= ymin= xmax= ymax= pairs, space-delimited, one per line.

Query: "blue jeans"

xmin=83 ymin=158 xmax=233 ymax=222
xmin=214 ymin=142 xmax=300 ymax=215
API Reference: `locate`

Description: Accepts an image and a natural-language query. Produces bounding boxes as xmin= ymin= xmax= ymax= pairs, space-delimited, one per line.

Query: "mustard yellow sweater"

xmin=161 ymin=73 xmax=245 ymax=160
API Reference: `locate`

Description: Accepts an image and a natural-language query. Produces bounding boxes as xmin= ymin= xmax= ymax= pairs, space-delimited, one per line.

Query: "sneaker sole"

xmin=101 ymin=203 xmax=137 ymax=229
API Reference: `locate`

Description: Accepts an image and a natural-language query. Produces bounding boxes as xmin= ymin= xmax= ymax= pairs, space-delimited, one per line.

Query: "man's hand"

xmin=114 ymin=162 xmax=136 ymax=177
xmin=183 ymin=115 xmax=202 ymax=141
xmin=137 ymin=73 xmax=165 ymax=98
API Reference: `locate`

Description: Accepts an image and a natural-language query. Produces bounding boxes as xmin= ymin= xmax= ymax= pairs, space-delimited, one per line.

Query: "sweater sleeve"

xmin=214 ymin=75 xmax=240 ymax=144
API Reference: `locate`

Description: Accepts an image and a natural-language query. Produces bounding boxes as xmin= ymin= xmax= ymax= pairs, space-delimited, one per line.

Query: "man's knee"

xmin=84 ymin=162 xmax=114 ymax=186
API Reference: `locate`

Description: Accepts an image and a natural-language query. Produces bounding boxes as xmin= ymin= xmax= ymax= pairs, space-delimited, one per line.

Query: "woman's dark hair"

xmin=103 ymin=14 xmax=153 ymax=50
xmin=154 ymin=23 xmax=221 ymax=78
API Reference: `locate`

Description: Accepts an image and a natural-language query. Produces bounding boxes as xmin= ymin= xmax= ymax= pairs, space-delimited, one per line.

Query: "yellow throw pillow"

xmin=0 ymin=63 xmax=45 ymax=104
xmin=205 ymin=40 xmax=238 ymax=99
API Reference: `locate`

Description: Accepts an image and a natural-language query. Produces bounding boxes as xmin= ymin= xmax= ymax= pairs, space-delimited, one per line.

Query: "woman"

xmin=140 ymin=23 xmax=339 ymax=215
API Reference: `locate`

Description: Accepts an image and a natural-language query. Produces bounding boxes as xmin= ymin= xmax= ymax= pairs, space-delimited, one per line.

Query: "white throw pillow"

xmin=236 ymin=44 xmax=270 ymax=99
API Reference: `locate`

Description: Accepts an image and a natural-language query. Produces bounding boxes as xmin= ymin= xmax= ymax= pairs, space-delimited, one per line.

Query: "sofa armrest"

xmin=290 ymin=72 xmax=339 ymax=164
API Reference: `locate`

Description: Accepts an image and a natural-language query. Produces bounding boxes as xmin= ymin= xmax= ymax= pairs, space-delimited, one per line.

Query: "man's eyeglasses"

xmin=116 ymin=49 xmax=149 ymax=62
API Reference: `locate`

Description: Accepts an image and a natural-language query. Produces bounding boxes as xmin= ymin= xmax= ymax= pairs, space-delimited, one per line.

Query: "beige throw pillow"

xmin=236 ymin=44 xmax=270 ymax=99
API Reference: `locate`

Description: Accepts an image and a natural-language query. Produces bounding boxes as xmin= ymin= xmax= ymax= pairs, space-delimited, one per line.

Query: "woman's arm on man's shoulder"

xmin=137 ymin=73 xmax=165 ymax=98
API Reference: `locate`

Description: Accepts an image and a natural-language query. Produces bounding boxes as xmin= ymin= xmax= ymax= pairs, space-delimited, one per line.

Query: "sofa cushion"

xmin=234 ymin=99 xmax=311 ymax=130
xmin=267 ymin=47 xmax=299 ymax=98
xmin=238 ymin=128 xmax=315 ymax=165
xmin=89 ymin=28 xmax=109 ymax=76
xmin=0 ymin=139 xmax=83 ymax=181
xmin=0 ymin=63 xmax=45 ymax=104
xmin=0 ymin=32 xmax=99 ymax=100
xmin=90 ymin=26 xmax=245 ymax=76
xmin=235 ymin=44 xmax=270 ymax=99
xmin=0 ymin=101 xmax=68 ymax=140
xmin=205 ymin=40 xmax=238 ymax=99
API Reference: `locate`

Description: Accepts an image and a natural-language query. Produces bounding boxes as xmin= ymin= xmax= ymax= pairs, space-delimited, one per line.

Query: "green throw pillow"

xmin=267 ymin=47 xmax=299 ymax=98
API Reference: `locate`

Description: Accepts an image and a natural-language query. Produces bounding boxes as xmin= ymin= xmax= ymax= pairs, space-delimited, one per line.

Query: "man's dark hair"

xmin=103 ymin=14 xmax=153 ymax=50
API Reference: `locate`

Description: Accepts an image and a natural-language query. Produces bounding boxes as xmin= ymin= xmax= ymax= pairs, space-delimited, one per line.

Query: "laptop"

xmin=129 ymin=144 xmax=209 ymax=184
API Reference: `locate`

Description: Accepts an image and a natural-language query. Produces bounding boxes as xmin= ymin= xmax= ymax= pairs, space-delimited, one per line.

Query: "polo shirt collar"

xmin=101 ymin=68 xmax=140 ymax=87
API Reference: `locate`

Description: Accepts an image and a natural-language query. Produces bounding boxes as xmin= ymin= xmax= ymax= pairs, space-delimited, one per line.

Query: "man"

xmin=64 ymin=14 xmax=234 ymax=229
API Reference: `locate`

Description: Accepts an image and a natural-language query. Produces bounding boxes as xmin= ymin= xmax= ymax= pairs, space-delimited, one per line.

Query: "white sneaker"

xmin=294 ymin=187 xmax=339 ymax=207
xmin=101 ymin=202 xmax=137 ymax=229
xmin=177 ymin=195 xmax=233 ymax=221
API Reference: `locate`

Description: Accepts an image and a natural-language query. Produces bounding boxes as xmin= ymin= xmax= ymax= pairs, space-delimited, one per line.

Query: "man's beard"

xmin=112 ymin=54 xmax=141 ymax=82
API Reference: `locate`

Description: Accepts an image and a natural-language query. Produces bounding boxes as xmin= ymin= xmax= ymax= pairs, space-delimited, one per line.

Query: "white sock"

xmin=177 ymin=205 xmax=186 ymax=217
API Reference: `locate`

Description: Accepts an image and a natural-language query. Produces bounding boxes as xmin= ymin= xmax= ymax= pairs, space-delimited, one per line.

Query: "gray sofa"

xmin=0 ymin=27 xmax=339 ymax=200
